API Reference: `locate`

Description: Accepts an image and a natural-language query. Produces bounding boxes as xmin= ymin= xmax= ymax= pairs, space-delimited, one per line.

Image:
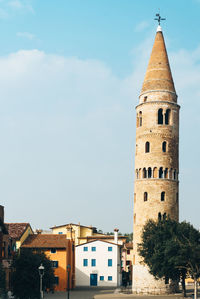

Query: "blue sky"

xmin=0 ymin=0 xmax=200 ymax=232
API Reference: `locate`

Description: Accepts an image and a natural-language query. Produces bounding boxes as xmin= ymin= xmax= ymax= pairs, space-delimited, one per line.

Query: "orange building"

xmin=22 ymin=234 xmax=75 ymax=291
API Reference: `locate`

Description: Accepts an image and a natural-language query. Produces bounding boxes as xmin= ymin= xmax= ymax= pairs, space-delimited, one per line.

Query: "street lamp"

xmin=67 ymin=264 xmax=71 ymax=299
xmin=38 ymin=264 xmax=44 ymax=299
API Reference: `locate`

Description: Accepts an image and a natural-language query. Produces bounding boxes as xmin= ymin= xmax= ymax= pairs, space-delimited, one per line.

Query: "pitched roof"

xmin=6 ymin=223 xmax=32 ymax=240
xmin=21 ymin=234 xmax=69 ymax=249
xmin=141 ymin=26 xmax=176 ymax=96
xmin=76 ymin=239 xmax=122 ymax=247
xmin=125 ymin=242 xmax=133 ymax=249
xmin=50 ymin=223 xmax=96 ymax=230
xmin=78 ymin=235 xmax=127 ymax=240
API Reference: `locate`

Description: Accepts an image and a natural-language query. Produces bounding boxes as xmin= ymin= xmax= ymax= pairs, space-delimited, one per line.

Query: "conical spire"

xmin=141 ymin=26 xmax=176 ymax=95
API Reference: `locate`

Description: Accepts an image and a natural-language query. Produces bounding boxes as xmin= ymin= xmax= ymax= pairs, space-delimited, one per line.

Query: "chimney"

xmin=0 ymin=205 xmax=4 ymax=223
xmin=114 ymin=228 xmax=119 ymax=244
xmin=36 ymin=229 xmax=42 ymax=234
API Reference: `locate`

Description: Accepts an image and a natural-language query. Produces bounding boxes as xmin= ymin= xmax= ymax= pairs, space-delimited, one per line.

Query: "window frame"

xmin=145 ymin=141 xmax=150 ymax=153
xmin=91 ymin=259 xmax=96 ymax=267
xmin=54 ymin=276 xmax=59 ymax=285
xmin=51 ymin=261 xmax=58 ymax=268
xmin=108 ymin=259 xmax=112 ymax=267
xmin=83 ymin=259 xmax=88 ymax=267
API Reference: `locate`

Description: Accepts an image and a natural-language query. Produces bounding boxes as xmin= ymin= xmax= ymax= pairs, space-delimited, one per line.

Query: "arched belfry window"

xmin=161 ymin=191 xmax=165 ymax=201
xmin=145 ymin=142 xmax=150 ymax=153
xmin=144 ymin=192 xmax=148 ymax=201
xmin=148 ymin=167 xmax=152 ymax=178
xmin=139 ymin=111 xmax=142 ymax=127
xmin=164 ymin=168 xmax=168 ymax=179
xmin=159 ymin=167 xmax=163 ymax=178
xmin=143 ymin=168 xmax=147 ymax=178
xmin=158 ymin=108 xmax=163 ymax=124
xmin=174 ymin=170 xmax=176 ymax=180
xmin=163 ymin=213 xmax=167 ymax=220
xmin=165 ymin=109 xmax=171 ymax=125
xmin=162 ymin=141 xmax=167 ymax=152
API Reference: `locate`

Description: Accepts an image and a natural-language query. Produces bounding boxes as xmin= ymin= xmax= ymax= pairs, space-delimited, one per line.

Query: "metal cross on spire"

xmin=154 ymin=13 xmax=166 ymax=25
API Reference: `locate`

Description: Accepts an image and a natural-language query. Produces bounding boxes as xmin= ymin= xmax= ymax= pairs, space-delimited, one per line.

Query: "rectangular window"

xmin=51 ymin=261 xmax=58 ymax=268
xmin=50 ymin=249 xmax=56 ymax=254
xmin=127 ymin=249 xmax=130 ymax=255
xmin=91 ymin=259 xmax=96 ymax=267
xmin=108 ymin=259 xmax=112 ymax=267
xmin=83 ymin=259 xmax=88 ymax=267
xmin=108 ymin=276 xmax=112 ymax=281
xmin=83 ymin=247 xmax=88 ymax=251
xmin=100 ymin=276 xmax=104 ymax=281
xmin=54 ymin=276 xmax=59 ymax=285
xmin=126 ymin=261 xmax=131 ymax=265
xmin=108 ymin=247 xmax=112 ymax=251
xmin=91 ymin=247 xmax=96 ymax=251
xmin=58 ymin=232 xmax=63 ymax=234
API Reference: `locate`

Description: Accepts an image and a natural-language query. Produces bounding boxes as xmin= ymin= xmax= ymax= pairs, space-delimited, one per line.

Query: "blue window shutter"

xmin=83 ymin=259 xmax=88 ymax=266
xmin=91 ymin=259 xmax=96 ymax=267
xmin=108 ymin=259 xmax=112 ymax=267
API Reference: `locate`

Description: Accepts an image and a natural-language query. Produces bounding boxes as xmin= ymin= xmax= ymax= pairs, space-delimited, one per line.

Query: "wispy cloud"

xmin=0 ymin=36 xmax=200 ymax=230
xmin=8 ymin=0 xmax=34 ymax=13
xmin=8 ymin=0 xmax=23 ymax=9
xmin=17 ymin=31 xmax=35 ymax=40
xmin=134 ymin=21 xmax=150 ymax=32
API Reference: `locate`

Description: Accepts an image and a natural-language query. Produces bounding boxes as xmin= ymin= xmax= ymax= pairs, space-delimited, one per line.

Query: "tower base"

xmin=132 ymin=264 xmax=177 ymax=294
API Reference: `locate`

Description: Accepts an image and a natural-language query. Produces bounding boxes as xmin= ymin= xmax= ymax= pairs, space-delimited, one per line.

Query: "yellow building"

xmin=6 ymin=223 xmax=33 ymax=250
xmin=51 ymin=223 xmax=128 ymax=247
xmin=51 ymin=223 xmax=103 ymax=245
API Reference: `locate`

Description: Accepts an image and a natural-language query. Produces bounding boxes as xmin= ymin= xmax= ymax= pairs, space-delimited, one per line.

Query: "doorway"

xmin=90 ymin=273 xmax=98 ymax=286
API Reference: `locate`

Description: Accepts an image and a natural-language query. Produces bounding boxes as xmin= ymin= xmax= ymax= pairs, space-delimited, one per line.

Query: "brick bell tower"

xmin=132 ymin=21 xmax=180 ymax=294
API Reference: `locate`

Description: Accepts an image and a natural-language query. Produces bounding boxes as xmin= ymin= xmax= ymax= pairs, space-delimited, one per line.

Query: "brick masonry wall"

xmin=132 ymin=90 xmax=179 ymax=293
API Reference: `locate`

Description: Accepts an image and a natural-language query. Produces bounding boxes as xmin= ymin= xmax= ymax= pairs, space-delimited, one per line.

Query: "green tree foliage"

xmin=138 ymin=219 xmax=200 ymax=297
xmin=124 ymin=233 xmax=133 ymax=242
xmin=0 ymin=263 xmax=6 ymax=297
xmin=12 ymin=249 xmax=55 ymax=299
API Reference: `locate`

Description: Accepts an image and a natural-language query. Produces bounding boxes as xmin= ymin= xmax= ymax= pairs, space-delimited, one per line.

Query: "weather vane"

xmin=154 ymin=13 xmax=166 ymax=25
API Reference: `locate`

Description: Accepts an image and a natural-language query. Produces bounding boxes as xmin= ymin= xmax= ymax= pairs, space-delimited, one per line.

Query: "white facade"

xmin=75 ymin=240 xmax=122 ymax=287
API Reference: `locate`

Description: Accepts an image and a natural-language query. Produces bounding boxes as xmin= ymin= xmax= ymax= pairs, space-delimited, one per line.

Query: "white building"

xmin=75 ymin=239 xmax=122 ymax=287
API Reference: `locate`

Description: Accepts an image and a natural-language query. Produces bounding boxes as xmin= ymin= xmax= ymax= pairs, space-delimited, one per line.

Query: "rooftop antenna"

xmin=154 ymin=12 xmax=166 ymax=25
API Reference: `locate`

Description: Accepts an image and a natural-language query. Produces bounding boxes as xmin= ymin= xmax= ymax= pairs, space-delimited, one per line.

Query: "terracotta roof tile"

xmin=22 ymin=234 xmax=69 ymax=248
xmin=6 ymin=223 xmax=31 ymax=240
xmin=125 ymin=242 xmax=133 ymax=249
